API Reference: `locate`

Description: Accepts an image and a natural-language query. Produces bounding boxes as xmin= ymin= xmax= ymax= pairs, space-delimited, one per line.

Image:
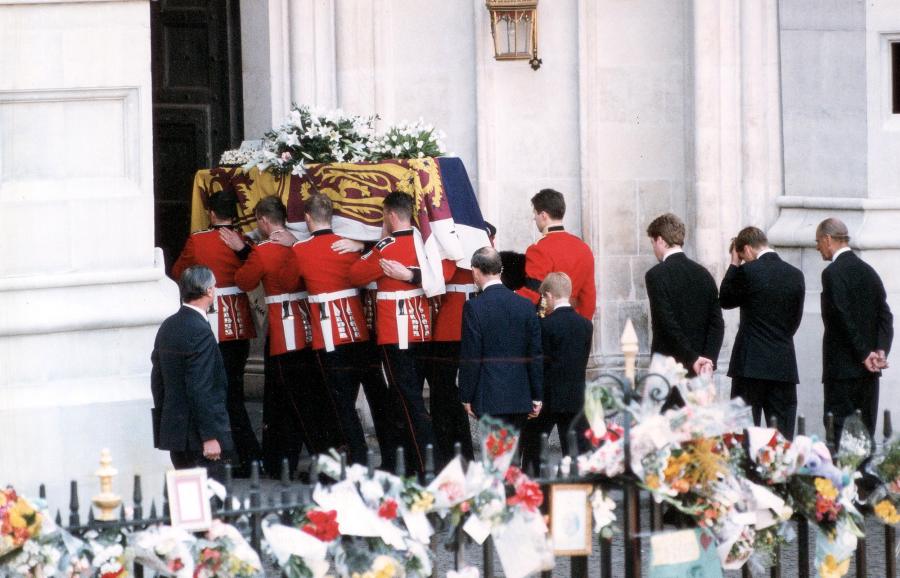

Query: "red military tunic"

xmin=171 ymin=227 xmax=257 ymax=342
xmin=348 ymin=229 xmax=432 ymax=347
xmin=279 ymin=229 xmax=370 ymax=352
xmin=516 ymin=225 xmax=597 ymax=320
xmin=432 ymin=264 xmax=476 ymax=343
xmin=235 ymin=236 xmax=313 ymax=356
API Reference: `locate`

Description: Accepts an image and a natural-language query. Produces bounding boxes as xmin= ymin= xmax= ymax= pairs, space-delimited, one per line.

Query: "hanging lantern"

xmin=485 ymin=0 xmax=541 ymax=70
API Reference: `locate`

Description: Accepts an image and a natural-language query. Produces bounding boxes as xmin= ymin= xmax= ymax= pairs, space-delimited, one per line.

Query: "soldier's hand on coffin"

xmin=219 ymin=227 xmax=249 ymax=251
xmin=380 ymin=259 xmax=414 ymax=282
xmin=269 ymin=229 xmax=296 ymax=247
xmin=332 ymin=238 xmax=365 ymax=254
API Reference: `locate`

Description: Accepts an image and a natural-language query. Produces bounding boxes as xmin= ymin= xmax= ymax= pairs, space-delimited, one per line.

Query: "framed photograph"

xmin=550 ymin=483 xmax=592 ymax=556
xmin=166 ymin=468 xmax=212 ymax=532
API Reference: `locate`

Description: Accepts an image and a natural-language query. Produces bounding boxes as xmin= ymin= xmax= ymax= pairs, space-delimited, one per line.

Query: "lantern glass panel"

xmin=495 ymin=10 xmax=533 ymax=58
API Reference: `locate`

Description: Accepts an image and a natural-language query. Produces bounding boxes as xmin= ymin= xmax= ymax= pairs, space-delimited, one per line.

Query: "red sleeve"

xmin=234 ymin=248 xmax=264 ymax=292
xmin=515 ymin=243 xmax=551 ymax=305
xmin=171 ymin=236 xmax=195 ymax=281
xmin=578 ymin=258 xmax=597 ymax=319
xmin=348 ymin=249 xmax=384 ymax=286
xmin=441 ymin=259 xmax=457 ymax=282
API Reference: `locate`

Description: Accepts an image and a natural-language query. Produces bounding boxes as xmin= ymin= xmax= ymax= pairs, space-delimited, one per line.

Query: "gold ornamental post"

xmin=91 ymin=448 xmax=122 ymax=521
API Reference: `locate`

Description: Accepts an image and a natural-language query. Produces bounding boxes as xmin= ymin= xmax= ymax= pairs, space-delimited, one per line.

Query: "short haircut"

xmin=733 ymin=226 xmax=768 ymax=252
xmin=816 ymin=218 xmax=850 ymax=243
xmin=208 ymin=189 xmax=238 ymax=220
xmin=179 ymin=265 xmax=216 ymax=303
xmin=531 ymin=189 xmax=566 ymax=220
xmin=646 ymin=213 xmax=686 ymax=247
xmin=304 ymin=194 xmax=333 ymax=223
xmin=255 ymin=195 xmax=287 ymax=225
xmin=382 ymin=191 xmax=414 ymax=221
xmin=471 ymin=247 xmax=502 ymax=276
xmin=539 ymin=272 xmax=572 ymax=299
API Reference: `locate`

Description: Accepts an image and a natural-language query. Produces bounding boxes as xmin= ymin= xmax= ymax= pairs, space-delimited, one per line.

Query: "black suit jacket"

xmin=540 ymin=306 xmax=593 ymax=413
xmin=459 ymin=284 xmax=543 ymax=416
xmin=719 ymin=252 xmax=805 ymax=383
xmin=821 ymin=251 xmax=893 ymax=381
xmin=151 ymin=306 xmax=233 ymax=453
xmin=645 ymin=252 xmax=725 ymax=373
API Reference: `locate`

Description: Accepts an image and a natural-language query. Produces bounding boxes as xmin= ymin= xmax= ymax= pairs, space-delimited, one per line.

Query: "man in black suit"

xmin=816 ymin=218 xmax=893 ymax=439
xmin=645 ymin=213 xmax=724 ymax=377
xmin=459 ymin=247 xmax=543 ymax=430
xmin=720 ymin=227 xmax=805 ymax=438
xmin=151 ymin=265 xmax=234 ymax=477
xmin=521 ymin=272 xmax=592 ymax=474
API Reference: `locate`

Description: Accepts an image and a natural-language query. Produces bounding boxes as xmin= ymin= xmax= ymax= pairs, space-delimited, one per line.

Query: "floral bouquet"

xmin=262 ymin=517 xmax=331 ymax=578
xmin=747 ymin=427 xmax=798 ymax=485
xmin=129 ymin=525 xmax=194 ymax=577
xmin=867 ymin=434 xmax=900 ymax=525
xmin=193 ymin=520 xmax=262 ymax=578
xmin=0 ymin=487 xmax=42 ymax=559
xmin=369 ymin=119 xmax=446 ymax=161
xmin=480 ymin=416 xmax=520 ymax=476
xmin=589 ymin=489 xmax=616 ymax=538
xmin=247 ymin=105 xmax=378 ymax=177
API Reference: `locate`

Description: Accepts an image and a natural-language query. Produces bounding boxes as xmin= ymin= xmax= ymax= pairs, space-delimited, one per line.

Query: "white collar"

xmin=553 ymin=299 xmax=572 ymax=311
xmin=184 ymin=303 xmax=208 ymax=318
xmin=662 ymin=247 xmax=684 ymax=262
xmin=756 ymin=247 xmax=775 ymax=258
xmin=480 ymin=279 xmax=504 ymax=290
xmin=832 ymin=246 xmax=852 ymax=260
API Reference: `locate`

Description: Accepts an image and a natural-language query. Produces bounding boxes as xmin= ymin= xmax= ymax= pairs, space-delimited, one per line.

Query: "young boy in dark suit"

xmin=521 ymin=272 xmax=593 ymax=475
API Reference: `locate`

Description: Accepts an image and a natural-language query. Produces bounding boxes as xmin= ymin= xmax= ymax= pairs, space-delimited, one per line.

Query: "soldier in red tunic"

xmin=171 ymin=190 xmax=260 ymax=477
xmin=349 ymin=192 xmax=436 ymax=474
xmin=273 ymin=194 xmax=404 ymax=467
xmin=227 ymin=196 xmax=342 ymax=475
xmin=516 ymin=189 xmax=597 ymax=321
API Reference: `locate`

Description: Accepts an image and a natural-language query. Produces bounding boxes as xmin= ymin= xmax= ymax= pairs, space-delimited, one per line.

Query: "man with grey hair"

xmin=151 ymin=265 xmax=234 ymax=478
xmin=459 ymin=247 xmax=543 ymax=429
xmin=816 ymin=217 xmax=893 ymax=439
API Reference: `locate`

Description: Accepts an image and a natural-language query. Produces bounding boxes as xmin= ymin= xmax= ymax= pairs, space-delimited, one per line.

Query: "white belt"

xmin=308 ymin=288 xmax=359 ymax=304
xmin=446 ymin=284 xmax=478 ymax=294
xmin=265 ymin=291 xmax=309 ymax=305
xmin=377 ymin=289 xmax=425 ymax=300
xmin=216 ymin=286 xmax=244 ymax=297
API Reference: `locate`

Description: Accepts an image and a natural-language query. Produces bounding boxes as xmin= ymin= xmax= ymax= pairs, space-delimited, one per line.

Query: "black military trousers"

xmin=380 ymin=343 xmax=436 ymax=474
xmin=218 ymin=339 xmax=261 ymax=474
xmin=317 ymin=342 xmax=370 ymax=465
xmin=425 ymin=341 xmax=474 ymax=468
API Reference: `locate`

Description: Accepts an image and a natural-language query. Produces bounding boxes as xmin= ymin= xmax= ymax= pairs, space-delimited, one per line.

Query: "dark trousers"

xmin=426 ymin=341 xmax=474 ymax=468
xmin=731 ymin=377 xmax=797 ymax=439
xmin=357 ymin=340 xmax=407 ymax=471
xmin=521 ymin=412 xmax=588 ymax=476
xmin=218 ymin=340 xmax=261 ymax=472
xmin=317 ymin=343 xmax=369 ymax=465
xmin=170 ymin=450 xmax=230 ymax=483
xmin=825 ymin=375 xmax=879 ymax=441
xmin=262 ymin=347 xmax=344 ymax=475
xmin=381 ymin=343 xmax=436 ymax=474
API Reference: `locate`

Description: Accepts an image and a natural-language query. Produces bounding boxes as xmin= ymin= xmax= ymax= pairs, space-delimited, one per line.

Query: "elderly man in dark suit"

xmin=459 ymin=247 xmax=543 ymax=430
xmin=151 ymin=265 xmax=233 ymax=477
xmin=521 ymin=272 xmax=593 ymax=474
xmin=816 ymin=218 xmax=893 ymax=439
xmin=720 ymin=226 xmax=805 ymax=438
xmin=645 ymin=213 xmax=724 ymax=377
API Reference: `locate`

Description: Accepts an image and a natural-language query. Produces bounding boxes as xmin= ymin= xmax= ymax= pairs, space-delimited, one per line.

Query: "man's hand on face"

xmin=202 ymin=439 xmax=222 ymax=461
xmin=219 ymin=228 xmax=248 ymax=251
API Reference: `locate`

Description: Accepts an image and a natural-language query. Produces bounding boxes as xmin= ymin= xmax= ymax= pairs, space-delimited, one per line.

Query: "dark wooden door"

xmin=151 ymin=0 xmax=243 ymax=274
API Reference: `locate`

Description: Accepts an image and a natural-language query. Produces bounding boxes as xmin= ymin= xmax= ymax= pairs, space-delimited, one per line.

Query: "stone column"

xmin=0 ymin=0 xmax=176 ymax=505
